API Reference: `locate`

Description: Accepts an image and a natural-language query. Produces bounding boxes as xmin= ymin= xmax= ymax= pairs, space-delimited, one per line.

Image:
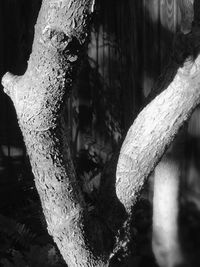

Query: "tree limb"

xmin=116 ymin=0 xmax=200 ymax=214
xmin=2 ymin=0 xmax=200 ymax=265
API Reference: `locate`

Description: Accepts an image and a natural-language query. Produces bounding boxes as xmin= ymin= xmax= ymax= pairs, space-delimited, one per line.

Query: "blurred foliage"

xmin=0 ymin=213 xmax=65 ymax=267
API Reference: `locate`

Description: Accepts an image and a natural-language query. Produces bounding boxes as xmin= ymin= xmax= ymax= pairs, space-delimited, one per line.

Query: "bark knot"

xmin=42 ymin=26 xmax=70 ymax=50
xmin=41 ymin=26 xmax=81 ymax=63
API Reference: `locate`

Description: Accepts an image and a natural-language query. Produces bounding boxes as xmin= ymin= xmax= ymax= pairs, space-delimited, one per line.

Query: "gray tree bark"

xmin=116 ymin=0 xmax=200 ymax=214
xmin=2 ymin=0 xmax=200 ymax=266
xmin=2 ymin=0 xmax=110 ymax=266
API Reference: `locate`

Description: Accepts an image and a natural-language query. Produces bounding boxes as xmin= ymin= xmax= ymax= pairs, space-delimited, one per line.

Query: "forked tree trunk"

xmin=2 ymin=0 xmax=200 ymax=266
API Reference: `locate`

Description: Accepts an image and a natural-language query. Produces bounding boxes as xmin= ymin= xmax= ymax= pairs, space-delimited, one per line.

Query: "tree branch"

xmin=2 ymin=72 xmax=21 ymax=101
xmin=116 ymin=0 xmax=200 ymax=214
xmin=3 ymin=0 xmax=200 ymax=265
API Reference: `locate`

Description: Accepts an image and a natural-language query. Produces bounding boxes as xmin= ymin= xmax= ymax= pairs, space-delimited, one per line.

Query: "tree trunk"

xmin=2 ymin=0 xmax=200 ymax=266
xmin=2 ymin=0 xmax=110 ymax=266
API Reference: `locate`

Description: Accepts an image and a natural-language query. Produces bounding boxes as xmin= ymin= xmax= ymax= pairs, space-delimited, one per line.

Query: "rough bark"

xmin=2 ymin=0 xmax=110 ymax=266
xmin=116 ymin=0 xmax=200 ymax=214
xmin=116 ymin=57 xmax=200 ymax=212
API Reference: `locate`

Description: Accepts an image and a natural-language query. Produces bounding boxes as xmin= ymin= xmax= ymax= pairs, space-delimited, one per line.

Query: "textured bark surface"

xmin=2 ymin=0 xmax=110 ymax=266
xmin=116 ymin=59 xmax=200 ymax=212
xmin=116 ymin=0 xmax=200 ymax=214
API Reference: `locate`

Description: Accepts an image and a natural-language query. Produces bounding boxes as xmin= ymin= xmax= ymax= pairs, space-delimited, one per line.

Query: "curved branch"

xmin=119 ymin=69 xmax=200 ymax=215
xmin=116 ymin=0 xmax=200 ymax=214
xmin=116 ymin=56 xmax=200 ymax=213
